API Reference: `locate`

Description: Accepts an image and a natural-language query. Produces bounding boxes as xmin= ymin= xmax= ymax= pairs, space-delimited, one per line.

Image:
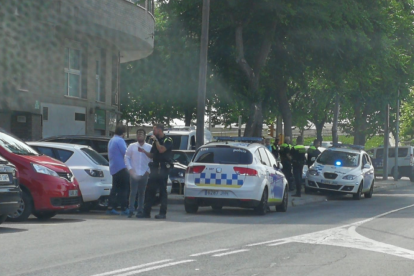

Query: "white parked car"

xmin=28 ymin=142 xmax=112 ymax=208
xmin=305 ymin=147 xmax=375 ymax=199
xmin=184 ymin=141 xmax=288 ymax=215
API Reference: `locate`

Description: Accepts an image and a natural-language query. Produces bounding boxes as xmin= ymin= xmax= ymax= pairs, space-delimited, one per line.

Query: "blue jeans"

xmin=129 ymin=174 xmax=149 ymax=213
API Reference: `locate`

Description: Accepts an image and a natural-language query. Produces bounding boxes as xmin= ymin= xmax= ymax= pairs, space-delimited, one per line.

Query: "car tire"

xmin=353 ymin=182 xmax=363 ymax=200
xmin=7 ymin=190 xmax=32 ymax=222
xmin=185 ymin=202 xmax=199 ymax=214
xmin=211 ymin=205 xmax=223 ymax=212
xmin=0 ymin=214 xmax=7 ymax=225
xmin=276 ymin=188 xmax=288 ymax=212
xmin=33 ymin=211 xmax=57 ymax=220
xmin=254 ymin=188 xmax=268 ymax=216
xmin=364 ymin=181 xmax=374 ymax=198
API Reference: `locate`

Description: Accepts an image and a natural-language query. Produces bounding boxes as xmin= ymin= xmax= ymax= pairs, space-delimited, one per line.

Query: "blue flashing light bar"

xmin=214 ymin=136 xmax=263 ymax=143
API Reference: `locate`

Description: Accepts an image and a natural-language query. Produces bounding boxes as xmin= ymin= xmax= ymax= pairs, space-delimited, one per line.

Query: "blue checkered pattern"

xmin=195 ymin=173 xmax=244 ymax=186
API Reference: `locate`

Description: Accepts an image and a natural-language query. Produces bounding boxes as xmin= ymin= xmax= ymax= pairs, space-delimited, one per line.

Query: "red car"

xmin=0 ymin=130 xmax=81 ymax=221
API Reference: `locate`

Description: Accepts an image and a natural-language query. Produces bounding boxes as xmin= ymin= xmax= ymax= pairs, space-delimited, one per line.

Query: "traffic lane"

xmin=2 ymin=188 xmax=414 ymax=276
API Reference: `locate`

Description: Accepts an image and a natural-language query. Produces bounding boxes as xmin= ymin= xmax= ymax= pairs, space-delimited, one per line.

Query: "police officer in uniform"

xmin=307 ymin=139 xmax=321 ymax=167
xmin=290 ymin=136 xmax=306 ymax=197
xmin=138 ymin=124 xmax=173 ymax=219
xmin=279 ymin=136 xmax=293 ymax=191
xmin=271 ymin=138 xmax=280 ymax=160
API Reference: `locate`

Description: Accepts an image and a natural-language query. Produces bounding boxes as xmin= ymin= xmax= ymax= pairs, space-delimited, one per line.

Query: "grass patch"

xmin=302 ymin=135 xmax=384 ymax=150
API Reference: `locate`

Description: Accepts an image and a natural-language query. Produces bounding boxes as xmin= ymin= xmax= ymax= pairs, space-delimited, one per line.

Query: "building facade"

xmin=0 ymin=0 xmax=154 ymax=140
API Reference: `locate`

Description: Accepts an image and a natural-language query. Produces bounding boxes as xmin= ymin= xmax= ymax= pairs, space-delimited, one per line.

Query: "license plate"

xmin=321 ymin=179 xmax=332 ymax=184
xmin=205 ymin=190 xmax=229 ymax=197
xmin=69 ymin=190 xmax=78 ymax=197
xmin=0 ymin=174 xmax=10 ymax=182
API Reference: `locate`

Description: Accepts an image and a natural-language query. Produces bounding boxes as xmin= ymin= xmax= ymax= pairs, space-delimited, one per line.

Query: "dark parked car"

xmin=0 ymin=156 xmax=21 ymax=225
xmin=40 ymin=135 xmax=135 ymax=160
xmin=169 ymin=150 xmax=195 ymax=194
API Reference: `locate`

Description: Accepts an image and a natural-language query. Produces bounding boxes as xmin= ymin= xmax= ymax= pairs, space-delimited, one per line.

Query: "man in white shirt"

xmin=124 ymin=128 xmax=152 ymax=218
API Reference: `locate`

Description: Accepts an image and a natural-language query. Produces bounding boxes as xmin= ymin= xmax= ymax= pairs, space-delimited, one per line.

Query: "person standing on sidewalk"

xmin=307 ymin=139 xmax=321 ymax=167
xmin=271 ymin=138 xmax=280 ymax=160
xmin=279 ymin=136 xmax=293 ymax=191
xmin=124 ymin=128 xmax=152 ymax=218
xmin=106 ymin=125 xmax=129 ymax=215
xmin=290 ymin=136 xmax=307 ymax=197
xmin=138 ymin=124 xmax=173 ymax=219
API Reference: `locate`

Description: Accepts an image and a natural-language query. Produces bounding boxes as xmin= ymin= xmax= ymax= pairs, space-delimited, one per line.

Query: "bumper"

xmin=0 ymin=186 xmax=21 ymax=215
xmin=185 ymin=197 xmax=260 ymax=208
xmin=305 ymin=176 xmax=360 ymax=193
xmin=79 ymin=182 xmax=112 ymax=202
xmin=184 ymin=183 xmax=263 ymax=202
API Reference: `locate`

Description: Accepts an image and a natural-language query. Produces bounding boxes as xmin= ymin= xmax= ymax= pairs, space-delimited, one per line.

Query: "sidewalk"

xmin=168 ymin=179 xmax=414 ymax=207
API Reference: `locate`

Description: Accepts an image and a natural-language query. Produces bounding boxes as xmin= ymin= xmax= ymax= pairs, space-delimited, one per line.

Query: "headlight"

xmin=308 ymin=169 xmax=319 ymax=176
xmin=32 ymin=164 xmax=59 ymax=177
xmin=85 ymin=169 xmax=104 ymax=177
xmin=343 ymin=175 xmax=357 ymax=180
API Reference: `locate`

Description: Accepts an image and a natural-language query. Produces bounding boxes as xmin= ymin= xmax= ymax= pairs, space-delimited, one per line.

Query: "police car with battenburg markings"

xmin=184 ymin=137 xmax=289 ymax=215
xmin=305 ymin=145 xmax=375 ymax=200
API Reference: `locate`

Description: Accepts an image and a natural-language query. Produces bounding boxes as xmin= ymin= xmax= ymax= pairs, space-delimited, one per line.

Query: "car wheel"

xmin=255 ymin=188 xmax=268 ymax=216
xmin=276 ymin=187 xmax=288 ymax=212
xmin=185 ymin=202 xmax=198 ymax=214
xmin=33 ymin=211 xmax=57 ymax=220
xmin=0 ymin=215 xmax=7 ymax=225
xmin=211 ymin=205 xmax=223 ymax=212
xmin=353 ymin=182 xmax=363 ymax=200
xmin=7 ymin=190 xmax=32 ymax=222
xmin=364 ymin=181 xmax=374 ymax=198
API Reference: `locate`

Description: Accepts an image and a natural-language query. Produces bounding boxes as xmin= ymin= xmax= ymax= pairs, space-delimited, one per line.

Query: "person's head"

xmin=153 ymin=124 xmax=164 ymax=138
xmin=296 ymin=135 xmax=303 ymax=145
xmin=313 ymin=139 xmax=320 ymax=147
xmin=284 ymin=136 xmax=291 ymax=144
xmin=265 ymin=138 xmax=271 ymax=145
xmin=115 ymin=125 xmax=126 ymax=137
xmin=136 ymin=128 xmax=146 ymax=143
xmin=274 ymin=138 xmax=279 ymax=145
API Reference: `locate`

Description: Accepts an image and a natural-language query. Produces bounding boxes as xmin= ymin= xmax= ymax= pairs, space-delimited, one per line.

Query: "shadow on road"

xmin=0 ymin=226 xmax=28 ymax=234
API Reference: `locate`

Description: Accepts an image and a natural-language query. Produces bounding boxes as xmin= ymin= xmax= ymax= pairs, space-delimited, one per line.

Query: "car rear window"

xmin=193 ymin=147 xmax=253 ymax=164
xmin=81 ymin=148 xmax=109 ymax=166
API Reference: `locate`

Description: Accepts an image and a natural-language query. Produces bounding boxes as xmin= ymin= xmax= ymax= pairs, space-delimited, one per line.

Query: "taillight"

xmin=233 ymin=167 xmax=257 ymax=176
xmin=187 ymin=166 xmax=205 ymax=174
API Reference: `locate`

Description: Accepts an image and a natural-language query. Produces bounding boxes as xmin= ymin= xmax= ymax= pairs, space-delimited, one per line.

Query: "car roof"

xmin=201 ymin=142 xmax=263 ymax=150
xmin=325 ymin=147 xmax=364 ymax=154
xmin=27 ymin=141 xmax=90 ymax=151
xmin=40 ymin=135 xmax=135 ymax=141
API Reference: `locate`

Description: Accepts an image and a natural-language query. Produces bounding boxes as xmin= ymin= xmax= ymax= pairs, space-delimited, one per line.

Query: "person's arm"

xmin=124 ymin=145 xmax=134 ymax=174
xmin=118 ymin=138 xmax=127 ymax=157
xmin=153 ymin=136 xmax=170 ymax=154
xmin=138 ymin=143 xmax=154 ymax=158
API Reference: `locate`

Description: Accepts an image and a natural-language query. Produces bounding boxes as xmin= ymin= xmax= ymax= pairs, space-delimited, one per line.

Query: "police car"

xmin=305 ymin=145 xmax=375 ymax=199
xmin=184 ymin=137 xmax=289 ymax=215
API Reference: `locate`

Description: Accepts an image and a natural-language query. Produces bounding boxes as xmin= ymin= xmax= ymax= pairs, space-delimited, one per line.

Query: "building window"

xmin=111 ymin=53 xmax=119 ymax=106
xmin=43 ymin=107 xmax=49 ymax=121
xmin=64 ymin=47 xmax=81 ymax=97
xmin=96 ymin=60 xmax=101 ymax=102
xmin=75 ymin=113 xmax=86 ymax=121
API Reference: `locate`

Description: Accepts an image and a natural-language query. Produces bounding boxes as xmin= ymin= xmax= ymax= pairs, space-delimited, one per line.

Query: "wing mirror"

xmin=274 ymin=162 xmax=283 ymax=170
xmin=363 ymin=164 xmax=371 ymax=169
xmin=311 ymin=157 xmax=316 ymax=161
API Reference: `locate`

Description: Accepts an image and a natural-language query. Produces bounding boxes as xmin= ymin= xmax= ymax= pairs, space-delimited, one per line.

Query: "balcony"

xmin=47 ymin=0 xmax=155 ymax=63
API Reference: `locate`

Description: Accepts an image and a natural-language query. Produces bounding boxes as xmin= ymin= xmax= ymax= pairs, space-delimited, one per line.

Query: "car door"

xmin=262 ymin=148 xmax=285 ymax=202
xmin=362 ymin=154 xmax=373 ymax=190
xmin=258 ymin=148 xmax=274 ymax=200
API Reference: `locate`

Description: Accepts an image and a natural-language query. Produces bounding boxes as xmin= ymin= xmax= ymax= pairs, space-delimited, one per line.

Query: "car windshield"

xmin=0 ymin=132 xmax=39 ymax=156
xmin=81 ymin=148 xmax=109 ymax=166
xmin=316 ymin=150 xmax=360 ymax=167
xmin=193 ymin=147 xmax=253 ymax=164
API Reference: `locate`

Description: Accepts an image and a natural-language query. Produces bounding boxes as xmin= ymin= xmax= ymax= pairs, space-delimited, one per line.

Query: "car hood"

xmin=23 ymin=155 xmax=69 ymax=172
xmin=311 ymin=162 xmax=360 ymax=176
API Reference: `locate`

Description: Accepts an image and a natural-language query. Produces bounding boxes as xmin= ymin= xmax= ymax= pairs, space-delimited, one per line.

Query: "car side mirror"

xmin=311 ymin=157 xmax=316 ymax=161
xmin=363 ymin=164 xmax=370 ymax=169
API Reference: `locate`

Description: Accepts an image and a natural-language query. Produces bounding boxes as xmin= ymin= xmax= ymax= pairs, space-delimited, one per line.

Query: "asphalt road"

xmin=1 ymin=186 xmax=414 ymax=276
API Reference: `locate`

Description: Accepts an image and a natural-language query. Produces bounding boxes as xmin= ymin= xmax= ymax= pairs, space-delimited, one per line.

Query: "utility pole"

xmin=383 ymin=104 xmax=389 ymax=180
xmin=195 ymin=0 xmax=210 ymax=149
xmin=394 ymin=90 xmax=400 ymax=181
xmin=238 ymin=115 xmax=242 ymax=137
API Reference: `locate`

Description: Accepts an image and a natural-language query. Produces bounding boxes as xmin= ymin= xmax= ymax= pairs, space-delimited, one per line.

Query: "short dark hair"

xmin=115 ymin=125 xmax=126 ymax=136
xmin=154 ymin=124 xmax=164 ymax=131
xmin=136 ymin=128 xmax=146 ymax=136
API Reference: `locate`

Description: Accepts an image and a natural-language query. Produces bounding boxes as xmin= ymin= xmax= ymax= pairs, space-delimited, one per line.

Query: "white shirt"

xmin=124 ymin=142 xmax=152 ymax=176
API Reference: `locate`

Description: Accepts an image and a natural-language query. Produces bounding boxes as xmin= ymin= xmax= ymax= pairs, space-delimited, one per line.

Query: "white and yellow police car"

xmin=305 ymin=145 xmax=375 ymax=199
xmin=184 ymin=137 xmax=288 ymax=215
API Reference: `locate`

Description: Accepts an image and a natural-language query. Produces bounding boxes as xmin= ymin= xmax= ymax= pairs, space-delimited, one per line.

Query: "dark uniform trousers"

xmin=143 ymin=165 xmax=169 ymax=216
xmin=108 ymin=168 xmax=129 ymax=210
xmin=281 ymin=160 xmax=293 ymax=190
xmin=292 ymin=165 xmax=303 ymax=195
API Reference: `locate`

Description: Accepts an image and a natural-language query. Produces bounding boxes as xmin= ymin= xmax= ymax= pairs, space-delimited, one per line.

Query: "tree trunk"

xmin=332 ymin=93 xmax=340 ymax=145
xmin=244 ymin=101 xmax=263 ymax=137
xmin=184 ymin=109 xmax=192 ymax=126
xmin=315 ymin=122 xmax=325 ymax=142
xmin=276 ymin=82 xmax=292 ymax=139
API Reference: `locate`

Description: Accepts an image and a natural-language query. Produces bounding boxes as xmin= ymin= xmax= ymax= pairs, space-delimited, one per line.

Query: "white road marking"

xmin=115 ymin=260 xmax=195 ymax=276
xmin=212 ymin=249 xmax=250 ymax=257
xmin=247 ymin=239 xmax=286 ymax=247
xmin=190 ymin=249 xmax=230 ymax=257
xmin=90 ymin=260 xmax=172 ymax=276
xmin=267 ymin=241 xmax=292 ymax=247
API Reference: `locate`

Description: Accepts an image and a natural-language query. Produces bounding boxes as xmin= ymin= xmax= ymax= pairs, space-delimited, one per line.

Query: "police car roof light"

xmin=214 ymin=136 xmax=263 ymax=143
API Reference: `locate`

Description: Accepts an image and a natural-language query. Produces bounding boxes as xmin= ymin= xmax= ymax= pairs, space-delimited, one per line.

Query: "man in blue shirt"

xmin=107 ymin=125 xmax=129 ymax=215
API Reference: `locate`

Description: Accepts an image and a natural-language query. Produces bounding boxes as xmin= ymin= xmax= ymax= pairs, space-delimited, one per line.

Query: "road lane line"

xmin=267 ymin=241 xmax=292 ymax=247
xmin=212 ymin=249 xmax=249 ymax=257
xmin=247 ymin=239 xmax=286 ymax=247
xmin=190 ymin=249 xmax=230 ymax=257
xmin=90 ymin=259 xmax=172 ymax=276
xmin=115 ymin=260 xmax=195 ymax=276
